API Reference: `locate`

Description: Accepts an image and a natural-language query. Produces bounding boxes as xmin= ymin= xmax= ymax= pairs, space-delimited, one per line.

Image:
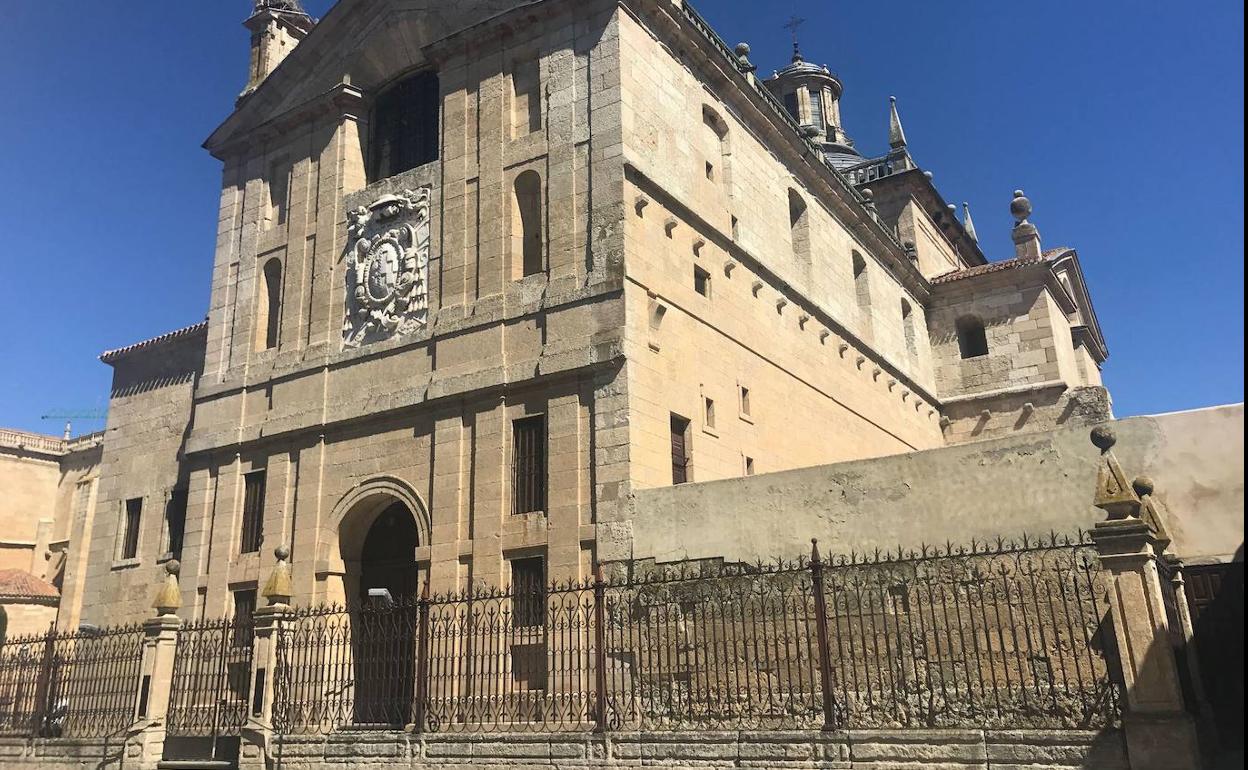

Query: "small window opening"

xmin=121 ymin=498 xmax=142 ymax=560
xmin=739 ymin=386 xmax=751 ymax=417
xmin=257 ymin=257 xmax=283 ymax=351
xmin=164 ymin=489 xmax=188 ymax=561
xmin=670 ymin=414 xmax=691 ymax=485
xmin=511 ymin=556 xmax=546 ymax=628
xmin=957 ymin=316 xmax=989 ymax=359
xmin=369 ymin=71 xmax=440 ymax=182
xmin=744 ymin=456 xmax=755 ymax=476
xmin=694 ymin=265 xmax=711 ymax=297
xmin=704 ymin=397 xmax=716 ymax=430
xmin=240 ymin=470 xmax=266 ymax=554
xmin=512 ymin=415 xmax=547 ymax=515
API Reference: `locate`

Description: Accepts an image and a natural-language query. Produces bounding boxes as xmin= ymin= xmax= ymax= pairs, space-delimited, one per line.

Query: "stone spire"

xmin=962 ymin=202 xmax=978 ymax=242
xmin=1010 ymin=190 xmax=1042 ymax=259
xmin=888 ymin=96 xmax=907 ymax=150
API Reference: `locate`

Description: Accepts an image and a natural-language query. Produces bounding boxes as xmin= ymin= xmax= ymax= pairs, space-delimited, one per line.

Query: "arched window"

xmin=852 ymin=251 xmax=870 ymax=311
xmin=513 ymin=170 xmax=544 ymax=277
xmin=901 ymin=299 xmax=917 ymax=359
xmin=788 ymin=189 xmax=810 ymax=268
xmin=256 ymin=258 xmax=283 ymax=351
xmin=369 ymin=71 xmax=440 ymax=182
xmin=957 ymin=316 xmax=989 ymax=359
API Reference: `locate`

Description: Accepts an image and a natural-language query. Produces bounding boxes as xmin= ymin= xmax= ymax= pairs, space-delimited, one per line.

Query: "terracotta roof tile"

xmin=100 ymin=320 xmax=208 ymax=364
xmin=0 ymin=569 xmax=60 ymax=602
xmin=930 ymin=255 xmax=1046 ymax=285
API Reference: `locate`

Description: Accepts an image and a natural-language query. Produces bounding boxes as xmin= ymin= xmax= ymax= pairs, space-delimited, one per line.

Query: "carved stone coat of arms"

xmin=342 ymin=187 xmax=432 ymax=348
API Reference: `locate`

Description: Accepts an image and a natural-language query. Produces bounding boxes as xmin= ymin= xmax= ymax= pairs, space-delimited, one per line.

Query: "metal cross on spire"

xmin=784 ymin=15 xmax=807 ymax=61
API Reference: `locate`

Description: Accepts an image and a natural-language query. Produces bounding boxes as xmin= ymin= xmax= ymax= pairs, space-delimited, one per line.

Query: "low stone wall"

xmin=268 ymin=728 xmax=1128 ymax=769
xmin=0 ymin=736 xmax=137 ymax=769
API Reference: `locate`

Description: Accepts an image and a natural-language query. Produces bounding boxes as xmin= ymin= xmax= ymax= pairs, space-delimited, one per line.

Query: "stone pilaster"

xmin=1087 ymin=428 xmax=1201 ymax=770
xmin=241 ymin=547 xmax=296 ymax=769
xmin=131 ymin=561 xmax=184 ymax=768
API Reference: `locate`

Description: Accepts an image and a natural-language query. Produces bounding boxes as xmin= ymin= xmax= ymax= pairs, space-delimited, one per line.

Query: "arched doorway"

xmin=335 ymin=488 xmax=425 ymax=727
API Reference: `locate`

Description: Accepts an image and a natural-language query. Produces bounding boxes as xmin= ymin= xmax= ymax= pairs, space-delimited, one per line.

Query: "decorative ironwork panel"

xmin=167 ymin=615 xmax=254 ymax=737
xmin=0 ymin=625 xmax=143 ymax=738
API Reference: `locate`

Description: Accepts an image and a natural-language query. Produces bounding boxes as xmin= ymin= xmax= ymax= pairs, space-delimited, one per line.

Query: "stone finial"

xmin=962 ymin=202 xmax=979 ymax=242
xmin=1091 ymin=426 xmax=1141 ymax=521
xmin=861 ymin=188 xmax=878 ymax=216
xmin=734 ymin=43 xmax=757 ymax=74
xmin=1010 ymin=190 xmax=1042 ymax=259
xmin=152 ymin=560 xmax=182 ymax=616
xmin=888 ymin=96 xmax=907 ymax=150
xmin=261 ymin=545 xmax=294 ymax=606
xmin=1133 ymin=476 xmax=1174 ymax=547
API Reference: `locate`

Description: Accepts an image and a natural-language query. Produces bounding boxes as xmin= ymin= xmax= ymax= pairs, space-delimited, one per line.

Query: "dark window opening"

xmin=694 ymin=265 xmax=711 ymax=297
xmin=121 ymin=498 xmax=142 ymax=560
xmin=165 ymin=489 xmax=187 ymax=560
xmin=369 ymin=71 xmax=440 ymax=182
xmin=740 ymin=386 xmax=751 ymax=416
xmin=744 ymin=456 xmax=755 ymax=476
xmin=514 ymin=170 xmax=544 ymax=277
xmin=240 ymin=471 xmax=266 ymax=554
xmin=704 ymin=397 xmax=716 ymax=429
xmin=783 ymin=91 xmax=799 ymax=123
xmin=670 ymin=414 xmax=691 ymax=485
xmin=512 ymin=415 xmax=547 ymax=514
xmin=957 ymin=316 xmax=989 ymax=359
xmin=511 ymin=556 xmax=546 ymax=627
xmin=260 ymin=258 xmax=282 ymax=351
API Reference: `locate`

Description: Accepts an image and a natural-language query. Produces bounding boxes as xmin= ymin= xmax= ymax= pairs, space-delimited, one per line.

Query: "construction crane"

xmin=40 ymin=409 xmax=108 ymax=440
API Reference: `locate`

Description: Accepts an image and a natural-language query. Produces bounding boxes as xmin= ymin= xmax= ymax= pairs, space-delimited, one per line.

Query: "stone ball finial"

xmin=800 ymin=124 xmax=821 ymax=139
xmin=1090 ymin=425 xmax=1116 ymax=451
xmin=861 ymin=187 xmax=874 ymax=200
xmin=1011 ymin=190 xmax=1032 ymax=223
xmin=735 ymin=42 xmax=751 ymax=57
xmin=275 ymin=545 xmax=291 ymax=561
xmin=165 ymin=559 xmax=181 ymax=577
xmin=889 ymin=95 xmax=897 ymax=104
xmin=1133 ymin=476 xmax=1155 ymax=497
xmin=923 ymin=171 xmax=934 ymax=180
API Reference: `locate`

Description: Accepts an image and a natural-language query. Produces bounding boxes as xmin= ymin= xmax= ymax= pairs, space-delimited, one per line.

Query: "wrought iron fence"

xmin=273 ymin=532 xmax=1121 ymax=736
xmin=166 ymin=614 xmax=254 ymax=738
xmin=0 ymin=624 xmax=144 ymax=738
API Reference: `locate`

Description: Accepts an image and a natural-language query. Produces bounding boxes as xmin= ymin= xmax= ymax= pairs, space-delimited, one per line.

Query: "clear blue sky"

xmin=0 ymin=1 xmax=1242 ymax=436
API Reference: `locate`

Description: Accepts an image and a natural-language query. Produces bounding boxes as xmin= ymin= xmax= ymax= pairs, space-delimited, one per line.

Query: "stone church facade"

xmin=31 ymin=0 xmax=1112 ymax=631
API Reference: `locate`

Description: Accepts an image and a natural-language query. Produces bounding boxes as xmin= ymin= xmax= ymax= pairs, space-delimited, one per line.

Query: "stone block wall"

xmin=257 ymin=729 xmax=1127 ymax=769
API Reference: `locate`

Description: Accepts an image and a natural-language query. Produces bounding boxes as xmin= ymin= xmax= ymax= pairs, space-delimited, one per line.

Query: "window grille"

xmin=240 ymin=471 xmax=266 ymax=554
xmin=369 ymin=71 xmax=440 ymax=182
xmin=512 ymin=416 xmax=547 ymax=515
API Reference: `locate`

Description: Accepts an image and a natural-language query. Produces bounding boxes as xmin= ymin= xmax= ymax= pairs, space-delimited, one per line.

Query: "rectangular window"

xmin=121 ymin=498 xmax=142 ymax=560
xmin=694 ymin=265 xmax=711 ymax=297
xmin=165 ymin=489 xmax=188 ymax=560
xmin=511 ymin=556 xmax=546 ymax=627
xmin=670 ymin=414 xmax=690 ymax=485
xmin=745 ymin=456 xmax=756 ymax=476
xmin=268 ymin=158 xmax=290 ymax=228
xmin=739 ymin=386 xmax=751 ymax=417
xmin=705 ymin=161 xmax=715 ymax=181
xmin=704 ymin=397 xmax=716 ymax=430
xmin=807 ymin=86 xmax=824 ymax=129
xmin=240 ymin=471 xmax=266 ymax=554
xmin=512 ymin=415 xmax=547 ymax=514
xmin=511 ymin=57 xmax=542 ymax=137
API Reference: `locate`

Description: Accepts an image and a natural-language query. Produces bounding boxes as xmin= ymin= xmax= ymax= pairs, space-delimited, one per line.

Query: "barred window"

xmin=240 ymin=471 xmax=266 ymax=554
xmin=511 ymin=556 xmax=546 ymax=628
xmin=512 ymin=415 xmax=547 ymax=515
xmin=165 ymin=489 xmax=188 ymax=560
xmin=369 ymin=71 xmax=440 ymax=182
xmin=121 ymin=498 xmax=142 ymax=560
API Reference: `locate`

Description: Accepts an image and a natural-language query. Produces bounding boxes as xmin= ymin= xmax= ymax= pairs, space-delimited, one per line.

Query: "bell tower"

xmin=241 ymin=0 xmax=316 ymax=100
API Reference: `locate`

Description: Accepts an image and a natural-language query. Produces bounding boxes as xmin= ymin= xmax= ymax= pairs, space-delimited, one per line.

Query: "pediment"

xmin=206 ymin=0 xmax=547 ymax=157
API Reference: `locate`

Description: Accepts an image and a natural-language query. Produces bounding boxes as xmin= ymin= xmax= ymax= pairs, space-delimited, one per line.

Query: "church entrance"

xmin=345 ymin=499 xmax=420 ymax=727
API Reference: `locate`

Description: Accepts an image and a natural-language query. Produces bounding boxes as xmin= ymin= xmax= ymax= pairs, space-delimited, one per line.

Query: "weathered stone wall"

xmin=607 ymin=405 xmax=1244 ymax=566
xmin=615 ymin=6 xmax=945 ymax=491
xmin=258 ymin=729 xmax=1128 ymax=769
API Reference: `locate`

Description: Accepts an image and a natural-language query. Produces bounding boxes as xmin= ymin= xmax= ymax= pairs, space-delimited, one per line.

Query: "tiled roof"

xmin=930 ymin=255 xmax=1046 ymax=285
xmin=0 ymin=569 xmax=60 ymax=603
xmin=100 ymin=320 xmax=208 ymax=364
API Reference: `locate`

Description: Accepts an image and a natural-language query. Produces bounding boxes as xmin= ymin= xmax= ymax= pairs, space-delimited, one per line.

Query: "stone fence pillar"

xmin=131 ymin=560 xmax=184 ymax=768
xmin=241 ymin=546 xmax=295 ymax=770
xmin=1087 ymin=427 xmax=1201 ymax=770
